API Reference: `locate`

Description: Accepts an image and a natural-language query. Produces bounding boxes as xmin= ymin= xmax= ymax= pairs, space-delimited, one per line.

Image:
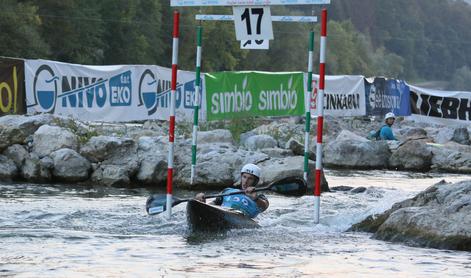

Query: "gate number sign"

xmin=233 ymin=6 xmax=273 ymax=41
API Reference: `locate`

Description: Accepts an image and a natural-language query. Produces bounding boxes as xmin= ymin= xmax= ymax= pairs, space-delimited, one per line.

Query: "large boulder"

xmin=389 ymin=140 xmax=433 ymax=170
xmin=0 ymin=154 xmax=18 ymax=180
xmin=244 ymin=134 xmax=278 ymax=150
xmin=32 ymin=125 xmax=79 ymax=157
xmin=175 ymin=142 xmax=269 ymax=189
xmin=285 ymin=138 xmax=304 ymax=156
xmin=50 ymin=148 xmax=91 ymax=182
xmin=84 ymin=137 xmax=140 ymax=186
xmin=198 ymin=129 xmax=234 ymax=144
xmin=451 ymin=127 xmax=470 ymax=145
xmin=91 ymin=164 xmax=131 ymax=186
xmin=135 ymin=136 xmax=168 ymax=185
xmin=259 ymin=156 xmax=329 ymax=192
xmin=435 ymin=127 xmax=470 ymax=145
xmin=21 ymin=153 xmax=53 ymax=182
xmin=251 ymin=121 xmax=305 ymax=147
xmin=0 ymin=114 xmax=54 ymax=151
xmin=350 ymin=180 xmax=471 ymax=251
xmin=3 ymin=144 xmax=29 ymax=168
xmin=430 ymin=142 xmax=471 ymax=173
xmin=324 ymin=130 xmax=391 ymax=169
xmin=402 ymin=127 xmax=428 ymax=139
xmin=80 ymin=136 xmax=123 ymax=162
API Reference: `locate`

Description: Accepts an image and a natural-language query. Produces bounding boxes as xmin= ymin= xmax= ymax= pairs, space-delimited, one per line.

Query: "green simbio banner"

xmin=205 ymin=71 xmax=305 ymax=121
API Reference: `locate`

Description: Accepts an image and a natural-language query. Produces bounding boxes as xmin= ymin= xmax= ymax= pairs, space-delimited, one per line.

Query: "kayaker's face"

xmin=241 ymin=173 xmax=257 ymax=189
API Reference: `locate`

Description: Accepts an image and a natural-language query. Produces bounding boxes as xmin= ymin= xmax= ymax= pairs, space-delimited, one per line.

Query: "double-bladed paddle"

xmin=146 ymin=176 xmax=307 ymax=215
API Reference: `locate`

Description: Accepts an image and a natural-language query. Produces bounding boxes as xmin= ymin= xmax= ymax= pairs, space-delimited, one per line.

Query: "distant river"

xmin=1 ymin=170 xmax=470 ymax=277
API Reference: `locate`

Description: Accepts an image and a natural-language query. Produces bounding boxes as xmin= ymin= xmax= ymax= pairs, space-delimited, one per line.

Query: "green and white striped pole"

xmin=304 ymin=31 xmax=314 ymax=182
xmin=191 ymin=26 xmax=202 ymax=185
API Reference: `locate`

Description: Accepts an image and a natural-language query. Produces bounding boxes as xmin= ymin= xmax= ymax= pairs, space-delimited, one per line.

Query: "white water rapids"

xmin=1 ymin=170 xmax=470 ymax=277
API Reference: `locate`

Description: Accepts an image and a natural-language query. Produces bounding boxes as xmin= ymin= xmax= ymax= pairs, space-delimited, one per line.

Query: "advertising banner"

xmin=0 ymin=57 xmax=25 ymax=116
xmin=407 ymin=85 xmax=471 ymax=126
xmin=309 ymin=74 xmax=366 ymax=117
xmin=205 ymin=71 xmax=304 ymax=121
xmin=25 ymin=59 xmax=203 ymax=122
xmin=364 ymin=77 xmax=410 ymax=117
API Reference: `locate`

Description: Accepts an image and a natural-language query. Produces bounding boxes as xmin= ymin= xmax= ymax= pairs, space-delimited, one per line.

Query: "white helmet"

xmin=241 ymin=163 xmax=261 ymax=178
xmin=384 ymin=112 xmax=396 ymax=121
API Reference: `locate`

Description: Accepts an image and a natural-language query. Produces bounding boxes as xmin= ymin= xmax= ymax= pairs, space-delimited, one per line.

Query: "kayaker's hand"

xmin=195 ymin=193 xmax=206 ymax=203
xmin=244 ymin=186 xmax=257 ymax=200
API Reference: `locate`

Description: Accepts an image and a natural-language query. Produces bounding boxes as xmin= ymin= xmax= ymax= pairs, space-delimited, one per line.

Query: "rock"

xmin=3 ymin=144 xmax=29 ymax=168
xmin=259 ymin=156 xmax=329 ymax=193
xmin=136 ymin=136 xmax=168 ymax=185
xmin=244 ymin=134 xmax=278 ymax=150
xmin=285 ymin=138 xmax=304 ymax=156
xmin=50 ymin=148 xmax=91 ymax=182
xmin=324 ymin=130 xmax=391 ymax=169
xmin=143 ymin=120 xmax=164 ymax=131
xmin=260 ymin=148 xmax=294 ymax=158
xmin=80 ymin=136 xmax=123 ymax=162
xmin=389 ymin=140 xmax=433 ymax=170
xmin=39 ymin=156 xmax=54 ymax=180
xmin=0 ymin=154 xmax=18 ymax=180
xmin=403 ymin=127 xmax=428 ymax=139
xmin=198 ymin=129 xmax=234 ymax=144
xmin=0 ymin=114 xmax=54 ymax=151
xmin=452 ymin=127 xmax=470 ymax=145
xmin=430 ymin=142 xmax=471 ymax=173
xmin=91 ymin=164 xmax=131 ymax=186
xmin=175 ymin=142 xmax=270 ymax=189
xmin=83 ymin=137 xmax=140 ymax=185
xmin=350 ymin=179 xmax=471 ymax=251
xmin=136 ymin=158 xmax=167 ymax=185
xmin=32 ymin=125 xmax=79 ymax=157
xmin=239 ymin=131 xmax=256 ymax=146
xmin=21 ymin=153 xmax=40 ymax=180
xmin=351 ymin=186 xmax=367 ymax=193
xmin=435 ymin=127 xmax=470 ymax=145
xmin=251 ymin=122 xmax=305 ymax=147
xmin=331 ymin=185 xmax=354 ymax=191
xmin=21 ymin=153 xmax=52 ymax=181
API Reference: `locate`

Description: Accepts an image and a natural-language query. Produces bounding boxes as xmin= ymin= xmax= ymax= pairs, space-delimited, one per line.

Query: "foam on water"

xmin=1 ymin=171 xmax=470 ymax=277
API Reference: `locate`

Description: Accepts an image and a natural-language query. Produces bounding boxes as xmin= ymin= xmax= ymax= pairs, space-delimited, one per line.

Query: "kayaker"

xmin=194 ymin=163 xmax=269 ymax=218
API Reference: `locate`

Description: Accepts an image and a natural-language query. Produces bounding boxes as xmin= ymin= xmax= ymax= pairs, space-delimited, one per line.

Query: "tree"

xmin=447 ymin=66 xmax=471 ymax=91
xmin=0 ymin=0 xmax=49 ymax=58
xmin=100 ymin=0 xmax=164 ymax=65
xmin=35 ymin=0 xmax=104 ymax=64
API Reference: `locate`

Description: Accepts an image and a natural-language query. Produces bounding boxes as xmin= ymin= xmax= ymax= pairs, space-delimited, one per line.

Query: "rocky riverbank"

xmin=2 ymin=114 xmax=471 ymax=251
xmin=1 ymin=114 xmax=470 ymax=190
xmin=349 ymin=179 xmax=471 ymax=251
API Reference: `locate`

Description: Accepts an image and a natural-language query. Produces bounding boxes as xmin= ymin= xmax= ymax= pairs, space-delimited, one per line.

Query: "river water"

xmin=1 ymin=170 xmax=470 ymax=277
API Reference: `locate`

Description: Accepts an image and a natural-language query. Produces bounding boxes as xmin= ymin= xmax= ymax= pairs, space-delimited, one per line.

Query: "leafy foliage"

xmin=1 ymin=0 xmax=471 ymax=88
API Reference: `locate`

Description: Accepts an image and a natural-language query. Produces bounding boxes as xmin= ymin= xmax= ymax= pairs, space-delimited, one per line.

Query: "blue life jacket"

xmin=221 ymin=188 xmax=261 ymax=218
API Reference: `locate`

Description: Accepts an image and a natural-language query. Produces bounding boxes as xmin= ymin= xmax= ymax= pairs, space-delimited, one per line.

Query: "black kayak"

xmin=186 ymin=199 xmax=260 ymax=232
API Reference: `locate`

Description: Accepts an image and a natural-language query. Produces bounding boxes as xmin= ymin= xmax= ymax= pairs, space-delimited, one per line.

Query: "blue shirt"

xmin=379 ymin=125 xmax=397 ymax=140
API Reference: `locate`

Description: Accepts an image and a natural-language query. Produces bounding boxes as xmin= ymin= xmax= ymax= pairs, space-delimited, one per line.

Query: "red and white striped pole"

xmin=314 ymin=8 xmax=327 ymax=224
xmin=166 ymin=10 xmax=180 ymax=218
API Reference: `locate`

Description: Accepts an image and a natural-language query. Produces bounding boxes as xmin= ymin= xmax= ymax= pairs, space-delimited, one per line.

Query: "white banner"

xmin=407 ymin=84 xmax=471 ymax=126
xmin=25 ymin=59 xmax=204 ymax=122
xmin=308 ymin=74 xmax=366 ymax=117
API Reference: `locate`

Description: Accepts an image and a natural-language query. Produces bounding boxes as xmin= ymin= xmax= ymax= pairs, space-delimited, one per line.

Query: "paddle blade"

xmin=269 ymin=177 xmax=307 ymax=197
xmin=146 ymin=194 xmax=167 ymax=215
